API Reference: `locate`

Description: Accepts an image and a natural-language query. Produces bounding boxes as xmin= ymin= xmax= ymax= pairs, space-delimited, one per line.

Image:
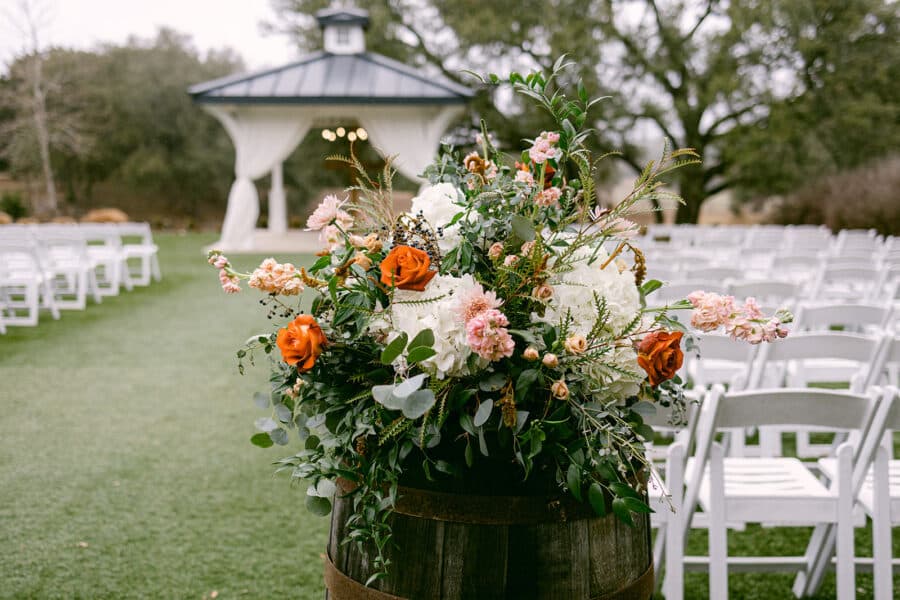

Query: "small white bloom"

xmin=408 ymin=183 xmax=467 ymax=254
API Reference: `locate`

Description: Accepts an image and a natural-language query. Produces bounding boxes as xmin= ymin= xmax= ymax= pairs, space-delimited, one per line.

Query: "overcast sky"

xmin=0 ymin=0 xmax=296 ymax=71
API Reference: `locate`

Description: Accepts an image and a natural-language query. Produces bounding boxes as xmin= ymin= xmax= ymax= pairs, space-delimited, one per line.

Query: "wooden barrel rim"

xmin=336 ymin=478 xmax=597 ymax=525
xmin=324 ymin=553 xmax=653 ymax=600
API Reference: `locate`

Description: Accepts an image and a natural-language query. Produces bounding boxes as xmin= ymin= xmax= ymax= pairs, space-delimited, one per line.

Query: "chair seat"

xmin=819 ymin=457 xmax=900 ymax=521
xmin=687 ymin=457 xmax=836 ymax=523
xmin=122 ymin=244 xmax=158 ymax=258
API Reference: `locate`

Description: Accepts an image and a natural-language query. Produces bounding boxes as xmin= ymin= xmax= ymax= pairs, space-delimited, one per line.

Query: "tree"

xmin=0 ymin=0 xmax=76 ymax=216
xmin=269 ymin=0 xmax=898 ymax=223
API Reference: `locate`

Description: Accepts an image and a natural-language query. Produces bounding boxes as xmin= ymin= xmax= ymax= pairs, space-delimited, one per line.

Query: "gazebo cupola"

xmin=188 ymin=5 xmax=473 ymax=252
xmin=317 ymin=6 xmax=369 ymax=55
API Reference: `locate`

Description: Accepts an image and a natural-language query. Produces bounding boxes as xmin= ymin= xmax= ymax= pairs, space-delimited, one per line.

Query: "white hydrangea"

xmin=537 ymin=247 xmax=643 ymax=398
xmin=408 ymin=183 xmax=466 ymax=254
xmin=389 ymin=273 xmax=483 ymax=379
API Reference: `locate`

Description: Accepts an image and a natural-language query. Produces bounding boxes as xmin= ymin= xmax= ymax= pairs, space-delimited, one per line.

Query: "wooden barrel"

xmin=323 ymin=485 xmax=653 ymax=600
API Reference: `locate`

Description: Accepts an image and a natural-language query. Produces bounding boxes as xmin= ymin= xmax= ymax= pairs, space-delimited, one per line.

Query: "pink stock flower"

xmin=528 ymin=131 xmax=562 ymax=164
xmin=306 ymin=194 xmax=353 ymax=231
xmin=536 ymin=187 xmax=562 ymax=207
xmin=219 ymin=268 xmax=241 ymax=294
xmin=688 ymin=290 xmax=792 ymax=344
xmin=515 ymin=169 xmax=534 ymax=186
xmin=488 ymin=242 xmax=504 ymax=260
xmin=465 ymin=309 xmax=515 ymax=361
xmin=688 ymin=291 xmax=736 ymax=332
xmin=248 ymin=258 xmax=304 ymax=296
xmin=456 ymin=283 xmax=504 ymax=322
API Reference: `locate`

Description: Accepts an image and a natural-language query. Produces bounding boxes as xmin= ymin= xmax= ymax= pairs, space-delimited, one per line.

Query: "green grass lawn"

xmin=0 ymin=233 xmax=896 ymax=598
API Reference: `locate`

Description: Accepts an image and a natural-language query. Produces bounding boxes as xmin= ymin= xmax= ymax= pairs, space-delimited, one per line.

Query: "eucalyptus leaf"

xmin=408 ymin=329 xmax=435 ymax=350
xmin=253 ymin=392 xmax=269 ymax=409
xmin=274 ymin=403 xmax=292 ymax=423
xmin=305 ymin=494 xmax=332 ymax=517
xmin=515 ymin=410 xmax=530 ymax=433
xmin=254 ymin=417 xmax=278 ymax=433
xmin=566 ymin=464 xmax=583 ymax=501
xmin=250 ymin=433 xmax=273 ymax=448
xmin=394 ymin=374 xmax=427 ymax=399
xmin=268 ymin=428 xmax=289 ymax=446
xmin=478 ymin=372 xmax=506 ymax=392
xmin=406 ymin=346 xmax=437 ymax=364
xmin=380 ymin=333 xmax=408 ymax=365
xmin=511 ymin=214 xmax=536 ymax=242
xmin=474 ymin=399 xmax=494 ymax=427
xmin=401 ymin=389 xmax=436 ymax=420
xmin=588 ymin=483 xmax=607 ymax=516
xmin=631 ymin=401 xmax=657 ymax=417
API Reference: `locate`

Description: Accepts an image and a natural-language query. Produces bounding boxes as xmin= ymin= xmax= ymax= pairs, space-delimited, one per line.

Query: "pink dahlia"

xmin=306 ymin=194 xmax=353 ymax=231
xmin=456 ymin=283 xmax=504 ymax=322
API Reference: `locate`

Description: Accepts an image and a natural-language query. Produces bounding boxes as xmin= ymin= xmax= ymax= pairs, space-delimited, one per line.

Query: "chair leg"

xmin=793 ymin=524 xmax=833 ymax=597
xmin=835 ymin=446 xmax=856 ymax=600
xmin=872 ymin=448 xmax=892 ymax=600
xmin=151 ymin=254 xmax=161 ymax=281
xmin=708 ymin=444 xmax=728 ymax=599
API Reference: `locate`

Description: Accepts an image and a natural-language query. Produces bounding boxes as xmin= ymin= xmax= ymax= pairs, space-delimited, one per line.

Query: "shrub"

xmin=0 ymin=191 xmax=27 ymax=220
xmin=771 ymin=156 xmax=900 ymax=235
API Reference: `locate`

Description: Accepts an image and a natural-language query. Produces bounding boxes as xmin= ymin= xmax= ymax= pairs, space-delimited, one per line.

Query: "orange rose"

xmin=379 ymin=245 xmax=436 ymax=292
xmin=637 ymin=330 xmax=684 ymax=386
xmin=277 ymin=315 xmax=327 ymax=372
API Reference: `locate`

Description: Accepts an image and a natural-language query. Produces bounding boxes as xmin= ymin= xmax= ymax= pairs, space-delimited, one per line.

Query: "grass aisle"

xmin=0 ymin=233 xmax=327 ymax=599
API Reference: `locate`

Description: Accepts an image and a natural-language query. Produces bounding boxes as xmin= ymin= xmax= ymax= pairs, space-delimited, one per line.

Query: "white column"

xmin=268 ymin=161 xmax=287 ymax=233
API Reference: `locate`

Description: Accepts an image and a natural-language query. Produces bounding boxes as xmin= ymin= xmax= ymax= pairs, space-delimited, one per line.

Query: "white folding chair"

xmin=679 ymin=385 xmax=885 ymax=600
xmin=793 ymin=302 xmax=893 ymax=335
xmin=728 ymin=279 xmax=799 ymax=307
xmin=32 ymin=226 xmax=102 ymax=310
xmin=79 ymin=223 xmax=129 ymax=296
xmin=747 ymin=332 xmax=886 ymax=457
xmin=814 ymin=387 xmax=900 ymax=600
xmin=645 ymin=400 xmax=700 ymax=600
xmin=117 ymin=222 xmax=160 ymax=286
xmin=0 ymin=241 xmax=60 ymax=326
xmin=811 ymin=265 xmax=883 ymax=303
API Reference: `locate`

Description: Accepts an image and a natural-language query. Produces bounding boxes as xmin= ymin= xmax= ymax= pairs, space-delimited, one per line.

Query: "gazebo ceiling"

xmin=188 ymin=51 xmax=474 ymax=105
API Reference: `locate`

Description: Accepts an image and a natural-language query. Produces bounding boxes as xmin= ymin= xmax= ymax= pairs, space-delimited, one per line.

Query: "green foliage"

xmin=271 ymin=0 xmax=899 ymax=223
xmin=0 ymin=191 xmax=27 ymax=219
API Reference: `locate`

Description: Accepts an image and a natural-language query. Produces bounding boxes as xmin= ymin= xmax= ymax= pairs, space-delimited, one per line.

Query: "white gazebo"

xmin=188 ymin=7 xmax=473 ymax=252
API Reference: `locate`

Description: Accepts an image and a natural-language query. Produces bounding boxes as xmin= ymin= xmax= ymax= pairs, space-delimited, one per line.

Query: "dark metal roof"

xmin=315 ymin=7 xmax=369 ymax=28
xmin=188 ymin=52 xmax=474 ymax=105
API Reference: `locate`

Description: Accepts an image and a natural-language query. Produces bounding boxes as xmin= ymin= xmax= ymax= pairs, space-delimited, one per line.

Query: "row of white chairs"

xmin=650 ymin=384 xmax=900 ymax=600
xmin=645 ymin=224 xmax=896 ymax=257
xmin=0 ymin=223 xmax=160 ymax=332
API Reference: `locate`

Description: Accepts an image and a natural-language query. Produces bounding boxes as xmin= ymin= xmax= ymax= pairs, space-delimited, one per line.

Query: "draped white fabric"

xmin=208 ymin=107 xmax=312 ymax=250
xmin=359 ymin=106 xmax=462 ymax=184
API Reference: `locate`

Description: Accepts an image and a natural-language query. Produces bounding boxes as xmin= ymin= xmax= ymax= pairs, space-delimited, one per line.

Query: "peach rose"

xmin=277 ymin=315 xmax=327 ymax=372
xmin=379 ymin=245 xmax=437 ymax=292
xmin=637 ymin=330 xmax=684 ymax=386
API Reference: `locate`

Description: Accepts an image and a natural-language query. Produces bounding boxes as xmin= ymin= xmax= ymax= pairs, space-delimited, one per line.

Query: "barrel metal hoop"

xmin=323 ymin=554 xmax=408 ymax=600
xmin=591 ymin=563 xmax=654 ymax=600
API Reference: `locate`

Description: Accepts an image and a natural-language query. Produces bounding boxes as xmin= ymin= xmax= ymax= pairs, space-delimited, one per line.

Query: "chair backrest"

xmin=117 ymin=222 xmax=154 ymax=245
xmin=687 ymin=334 xmax=759 ymax=391
xmin=728 ymin=280 xmax=799 ymax=305
xmin=811 ymin=265 xmax=882 ymax=301
xmin=682 ymin=266 xmax=742 ymax=282
xmin=748 ymin=331 xmax=884 ymax=389
xmin=651 ymin=280 xmax=723 ymax=304
xmin=683 ymin=385 xmax=883 ymax=527
xmin=78 ymin=223 xmax=122 ymax=248
xmin=793 ymin=302 xmax=892 ymax=332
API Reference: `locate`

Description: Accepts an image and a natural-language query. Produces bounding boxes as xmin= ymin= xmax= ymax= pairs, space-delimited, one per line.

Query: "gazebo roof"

xmin=188 ymin=51 xmax=474 ymax=105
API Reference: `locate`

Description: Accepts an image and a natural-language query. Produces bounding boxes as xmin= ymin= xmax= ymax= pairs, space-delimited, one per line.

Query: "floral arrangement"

xmin=209 ymin=60 xmax=790 ymax=581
